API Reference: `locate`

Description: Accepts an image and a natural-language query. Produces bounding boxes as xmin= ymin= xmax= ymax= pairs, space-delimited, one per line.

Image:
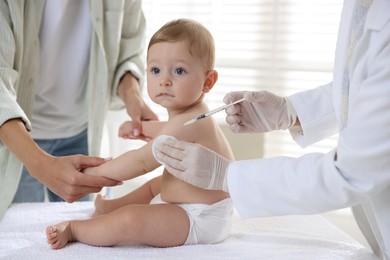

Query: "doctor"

xmin=153 ymin=0 xmax=390 ymax=259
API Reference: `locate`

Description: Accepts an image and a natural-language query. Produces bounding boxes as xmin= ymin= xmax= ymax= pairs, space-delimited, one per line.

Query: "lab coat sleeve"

xmin=110 ymin=0 xmax=146 ymax=109
xmin=0 ymin=1 xmax=31 ymax=143
xmin=228 ymin=38 xmax=390 ymax=218
xmin=287 ymin=82 xmax=338 ymax=148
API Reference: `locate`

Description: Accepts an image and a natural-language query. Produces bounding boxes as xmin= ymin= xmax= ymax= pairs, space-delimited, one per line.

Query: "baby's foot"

xmin=93 ymin=194 xmax=109 ymax=217
xmin=46 ymin=222 xmax=73 ymax=249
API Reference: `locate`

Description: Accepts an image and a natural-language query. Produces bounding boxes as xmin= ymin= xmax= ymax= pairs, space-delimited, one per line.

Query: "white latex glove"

xmin=224 ymin=91 xmax=297 ymax=133
xmin=152 ymin=135 xmax=231 ymax=192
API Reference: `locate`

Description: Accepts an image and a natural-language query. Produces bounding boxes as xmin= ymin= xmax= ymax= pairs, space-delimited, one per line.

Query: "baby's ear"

xmin=203 ymin=70 xmax=218 ymax=93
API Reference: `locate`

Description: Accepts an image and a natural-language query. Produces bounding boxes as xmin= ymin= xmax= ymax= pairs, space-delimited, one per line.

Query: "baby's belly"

xmin=160 ymin=171 xmax=229 ymax=205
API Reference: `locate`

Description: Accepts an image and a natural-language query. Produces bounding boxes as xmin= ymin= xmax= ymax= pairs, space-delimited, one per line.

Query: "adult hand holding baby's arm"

xmin=0 ymin=119 xmax=122 ymax=203
xmin=117 ymin=72 xmax=159 ymax=139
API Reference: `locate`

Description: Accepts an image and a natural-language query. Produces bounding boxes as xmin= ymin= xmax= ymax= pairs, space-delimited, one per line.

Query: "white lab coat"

xmin=227 ymin=0 xmax=390 ymax=259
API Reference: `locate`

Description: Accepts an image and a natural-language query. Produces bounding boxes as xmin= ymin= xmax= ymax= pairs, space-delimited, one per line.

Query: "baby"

xmin=46 ymin=18 xmax=235 ymax=249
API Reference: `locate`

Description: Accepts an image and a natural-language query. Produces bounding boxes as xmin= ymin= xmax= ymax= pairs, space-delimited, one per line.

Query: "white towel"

xmin=0 ymin=202 xmax=377 ymax=260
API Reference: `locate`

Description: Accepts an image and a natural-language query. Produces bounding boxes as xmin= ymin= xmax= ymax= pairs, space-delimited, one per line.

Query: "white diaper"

xmin=150 ymin=195 xmax=233 ymax=245
xmin=178 ymin=198 xmax=234 ymax=245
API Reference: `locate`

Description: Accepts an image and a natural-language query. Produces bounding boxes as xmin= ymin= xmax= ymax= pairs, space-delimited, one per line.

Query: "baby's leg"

xmin=47 ymin=203 xmax=189 ymax=249
xmin=94 ymin=176 xmax=162 ymax=216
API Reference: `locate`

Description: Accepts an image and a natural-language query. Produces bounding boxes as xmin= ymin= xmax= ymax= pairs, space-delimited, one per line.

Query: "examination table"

xmin=0 ymin=202 xmax=377 ymax=259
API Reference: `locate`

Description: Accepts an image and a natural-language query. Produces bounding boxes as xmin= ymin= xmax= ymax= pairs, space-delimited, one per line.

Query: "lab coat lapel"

xmin=332 ymin=0 xmax=389 ymax=129
xmin=332 ymin=0 xmax=355 ymax=129
xmin=350 ymin=0 xmax=390 ymax=71
xmin=347 ymin=0 xmax=390 ymax=108
xmin=365 ymin=0 xmax=390 ymax=31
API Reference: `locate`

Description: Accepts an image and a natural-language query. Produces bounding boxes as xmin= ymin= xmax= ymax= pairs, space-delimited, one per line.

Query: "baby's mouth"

xmin=156 ymin=93 xmax=174 ymax=97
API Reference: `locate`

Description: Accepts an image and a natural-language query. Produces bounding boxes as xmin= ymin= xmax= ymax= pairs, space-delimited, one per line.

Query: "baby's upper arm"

xmin=141 ymin=121 xmax=167 ymax=138
xmin=155 ymin=115 xmax=201 ymax=143
xmin=135 ymin=118 xmax=194 ymax=171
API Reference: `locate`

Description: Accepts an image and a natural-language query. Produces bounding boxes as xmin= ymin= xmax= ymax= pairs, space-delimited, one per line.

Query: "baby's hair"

xmin=148 ymin=19 xmax=215 ymax=70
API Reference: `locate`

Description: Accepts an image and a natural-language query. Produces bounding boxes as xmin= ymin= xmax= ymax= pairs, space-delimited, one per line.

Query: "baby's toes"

xmin=46 ymin=226 xmax=57 ymax=242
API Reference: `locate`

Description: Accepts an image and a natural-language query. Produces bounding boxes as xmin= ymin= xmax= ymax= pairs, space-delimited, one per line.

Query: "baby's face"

xmin=146 ymin=41 xmax=208 ymax=111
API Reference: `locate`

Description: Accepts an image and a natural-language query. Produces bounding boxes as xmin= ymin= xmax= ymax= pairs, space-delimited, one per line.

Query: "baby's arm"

xmin=119 ymin=120 xmax=167 ymax=141
xmin=86 ymin=121 xmax=167 ymax=180
xmin=85 ymin=117 xmax=193 ymax=181
xmin=84 ymin=141 xmax=159 ymax=181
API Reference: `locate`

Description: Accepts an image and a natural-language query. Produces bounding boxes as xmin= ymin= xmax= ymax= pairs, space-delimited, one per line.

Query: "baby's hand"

xmin=118 ymin=121 xmax=153 ymax=141
xmin=118 ymin=121 xmax=137 ymax=138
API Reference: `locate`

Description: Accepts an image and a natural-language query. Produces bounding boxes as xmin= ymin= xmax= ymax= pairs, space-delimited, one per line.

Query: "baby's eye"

xmin=150 ymin=67 xmax=160 ymax=74
xmin=175 ymin=67 xmax=186 ymax=75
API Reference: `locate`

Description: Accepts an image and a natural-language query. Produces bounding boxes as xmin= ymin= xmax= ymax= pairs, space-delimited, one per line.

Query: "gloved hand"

xmin=152 ymin=135 xmax=231 ymax=192
xmin=224 ymin=91 xmax=297 ymax=133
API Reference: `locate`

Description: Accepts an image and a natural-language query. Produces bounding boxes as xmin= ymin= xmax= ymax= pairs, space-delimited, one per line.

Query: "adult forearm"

xmin=1 ymin=119 xmax=121 ymax=202
xmin=117 ymin=72 xmax=140 ymax=103
xmin=0 ymin=119 xmax=49 ymax=175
